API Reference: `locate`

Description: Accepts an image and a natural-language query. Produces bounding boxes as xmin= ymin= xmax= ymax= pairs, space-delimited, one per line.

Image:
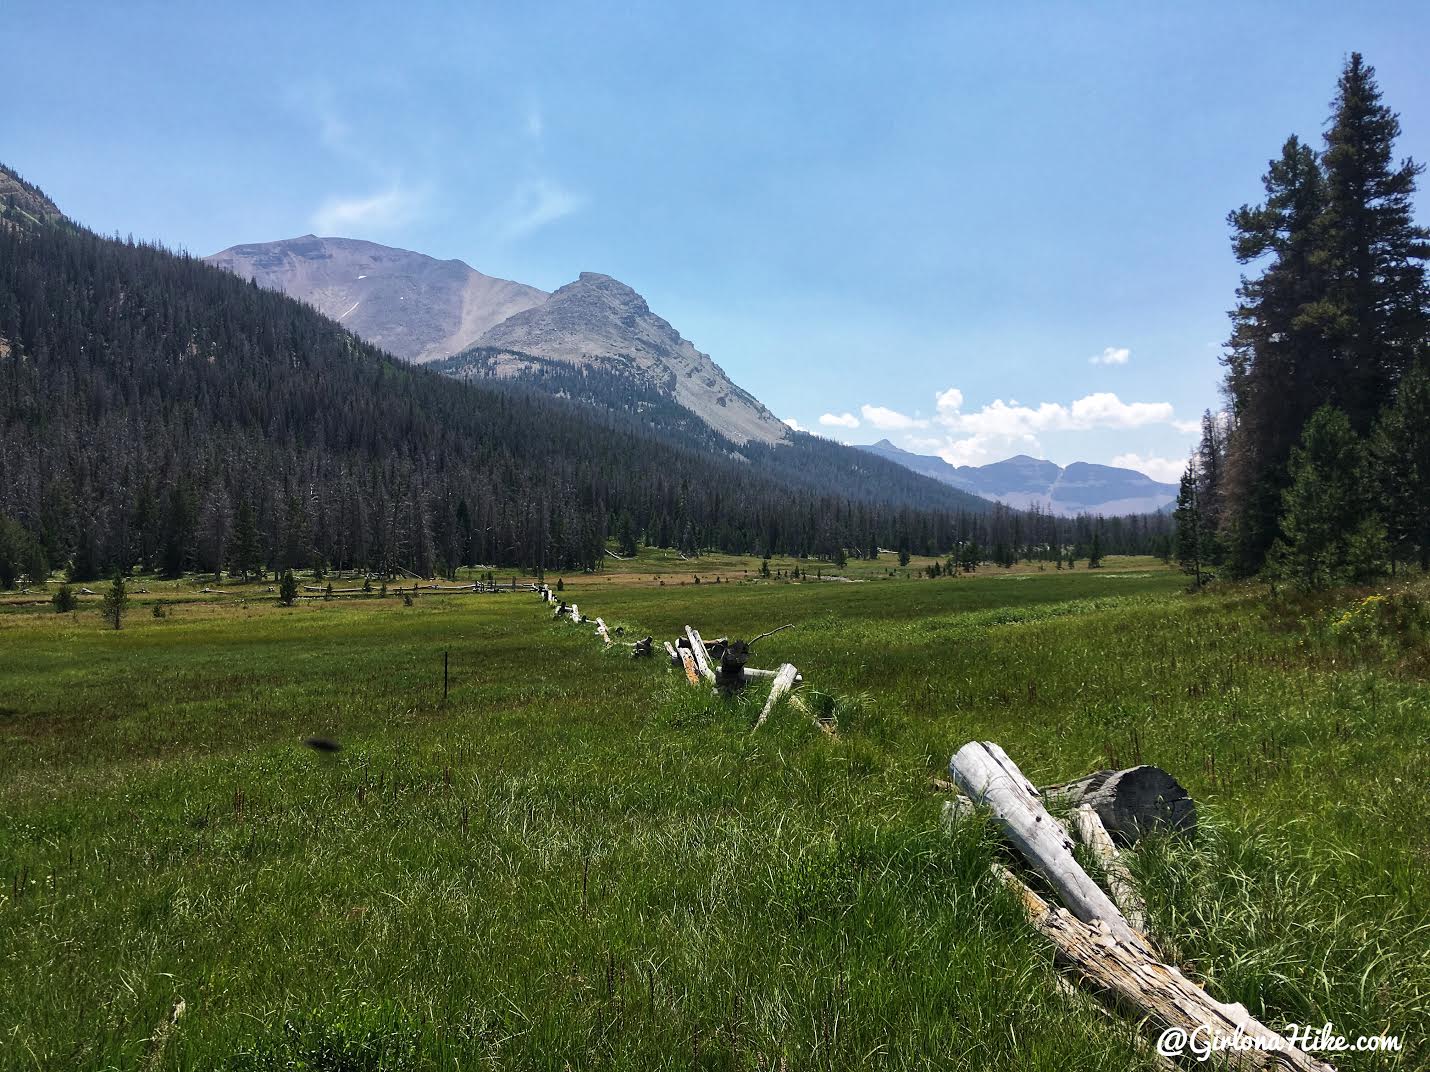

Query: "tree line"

xmin=1177 ymin=54 xmax=1430 ymax=590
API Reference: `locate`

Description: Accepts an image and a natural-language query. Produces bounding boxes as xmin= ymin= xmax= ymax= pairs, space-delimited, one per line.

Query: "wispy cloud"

xmin=1089 ymin=346 xmax=1131 ymax=366
xmin=311 ymin=186 xmax=423 ymax=234
xmin=1111 ymin=452 xmax=1188 ymax=482
xmin=819 ymin=412 xmax=861 ymax=429
xmin=495 ymin=178 xmax=586 ymax=242
xmin=525 ymin=102 xmax=544 ymax=140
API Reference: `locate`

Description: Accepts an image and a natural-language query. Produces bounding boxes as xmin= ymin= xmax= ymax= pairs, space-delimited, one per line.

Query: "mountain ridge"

xmin=861 ymin=439 xmax=1178 ymax=515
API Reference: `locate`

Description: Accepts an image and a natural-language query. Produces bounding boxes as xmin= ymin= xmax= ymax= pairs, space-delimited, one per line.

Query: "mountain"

xmin=472 ymin=272 xmax=788 ymax=445
xmin=861 ymin=440 xmax=1178 ymax=515
xmin=205 ymin=235 xmax=548 ymax=364
xmin=207 ymin=237 xmax=789 ymax=446
xmin=1 ymin=166 xmax=1011 ymax=585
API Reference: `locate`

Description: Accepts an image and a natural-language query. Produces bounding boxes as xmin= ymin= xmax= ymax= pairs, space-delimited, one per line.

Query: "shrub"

xmin=1329 ymin=587 xmax=1430 ymax=652
xmin=52 ymin=584 xmax=77 ymax=613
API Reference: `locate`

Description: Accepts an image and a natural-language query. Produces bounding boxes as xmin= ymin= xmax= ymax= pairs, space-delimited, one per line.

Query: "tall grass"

xmin=0 ymin=563 xmax=1423 ymax=1069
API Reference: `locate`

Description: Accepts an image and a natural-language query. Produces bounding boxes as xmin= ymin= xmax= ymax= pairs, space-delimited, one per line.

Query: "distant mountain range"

xmin=859 ymin=440 xmax=1178 ymax=515
xmin=206 ymin=237 xmax=787 ymax=445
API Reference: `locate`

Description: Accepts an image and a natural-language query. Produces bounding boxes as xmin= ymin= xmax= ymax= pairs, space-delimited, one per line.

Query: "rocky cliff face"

xmin=205 ymin=235 xmax=548 ymax=364
xmin=475 ymin=272 xmax=789 ymax=445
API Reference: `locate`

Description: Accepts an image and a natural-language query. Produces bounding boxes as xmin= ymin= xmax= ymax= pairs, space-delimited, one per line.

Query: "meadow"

xmin=1 ymin=554 xmax=1425 ymax=1070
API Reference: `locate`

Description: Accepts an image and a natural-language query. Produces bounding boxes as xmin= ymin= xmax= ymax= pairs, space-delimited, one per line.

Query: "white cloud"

xmin=860 ymin=404 xmax=928 ymax=430
xmin=312 ymin=187 xmax=422 ymax=234
xmin=782 ymin=417 xmax=806 ymax=432
xmin=935 ymin=387 xmax=963 ymax=415
xmin=819 ymin=412 xmax=861 ymax=429
xmin=1069 ymin=393 xmax=1174 ymax=428
xmin=1172 ymin=419 xmax=1202 ymax=434
xmin=1089 ymin=346 xmax=1131 ymax=366
xmin=1111 ymin=453 xmax=1188 ymax=482
xmin=496 ymin=178 xmax=586 ymax=241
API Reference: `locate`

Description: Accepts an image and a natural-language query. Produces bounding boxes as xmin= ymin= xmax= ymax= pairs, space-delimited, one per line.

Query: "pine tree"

xmin=229 ymin=501 xmax=261 ymax=581
xmin=1221 ymin=135 xmax=1330 ymax=574
xmin=278 ymin=570 xmax=298 ymax=606
xmin=52 ymin=583 xmax=76 ymax=613
xmin=1318 ymin=53 xmax=1430 ymax=432
xmin=99 ymin=572 xmax=128 ymax=630
xmin=1372 ymin=361 xmax=1430 ymax=570
xmin=1174 ymin=464 xmax=1207 ymax=587
xmin=1087 ymin=530 xmax=1104 ymax=569
xmin=1269 ymin=406 xmax=1386 ymax=590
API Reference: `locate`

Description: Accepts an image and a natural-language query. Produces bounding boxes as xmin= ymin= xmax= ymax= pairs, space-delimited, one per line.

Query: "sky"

xmin=6 ymin=2 xmax=1429 ymax=482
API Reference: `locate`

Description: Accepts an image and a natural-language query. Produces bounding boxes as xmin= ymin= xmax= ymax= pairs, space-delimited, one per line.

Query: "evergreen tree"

xmin=1087 ymin=530 xmax=1104 ymax=569
xmin=1221 ymin=135 xmax=1330 ymax=574
xmin=1174 ymin=464 xmax=1207 ymax=588
xmin=229 ymin=501 xmax=262 ymax=581
xmin=1318 ymin=53 xmax=1430 ymax=431
xmin=1372 ymin=361 xmax=1430 ymax=570
xmin=0 ymin=514 xmax=47 ymax=588
xmin=278 ymin=570 xmax=298 ymax=606
xmin=99 ymin=572 xmax=128 ymax=630
xmin=52 ymin=583 xmax=76 ymax=613
xmin=1269 ymin=406 xmax=1385 ymax=590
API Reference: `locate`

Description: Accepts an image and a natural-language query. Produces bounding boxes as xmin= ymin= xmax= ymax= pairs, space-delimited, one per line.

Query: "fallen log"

xmin=1072 ymin=804 xmax=1146 ymax=933
xmin=751 ymin=663 xmax=799 ymax=731
xmin=663 ymin=640 xmax=680 ymax=664
xmin=993 ymin=865 xmax=1334 ymax=1072
xmin=684 ymin=627 xmax=716 ymax=685
xmin=678 ymin=646 xmax=701 ymax=686
xmin=632 ymin=636 xmax=653 ymax=658
xmin=740 ymin=666 xmax=804 ymax=683
xmin=594 ymin=617 xmax=612 ymax=646
xmin=569 ymin=603 xmax=582 ymax=623
xmin=715 ymin=640 xmax=751 ymax=694
xmin=1043 ymin=766 xmax=1196 ymax=845
xmin=950 ymin=741 xmax=1137 ymax=944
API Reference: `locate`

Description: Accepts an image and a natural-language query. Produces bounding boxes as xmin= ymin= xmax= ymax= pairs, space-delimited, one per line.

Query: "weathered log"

xmin=663 ymin=640 xmax=680 ymax=665
xmin=632 ymin=636 xmax=653 ymax=658
xmin=715 ymin=640 xmax=751 ymax=694
xmin=594 ymin=617 xmax=612 ymax=646
xmin=751 ymin=663 xmax=799 ymax=731
xmin=569 ymin=603 xmax=581 ymax=623
xmin=678 ymin=646 xmax=701 ymax=686
xmin=950 ymin=741 xmax=1137 ymax=944
xmin=1072 ymin=804 xmax=1146 ymax=933
xmin=552 ymin=601 xmax=568 ymax=620
xmin=1043 ymin=766 xmax=1196 ymax=845
xmin=740 ymin=666 xmax=804 ymax=683
xmin=993 ymin=865 xmax=1334 ymax=1072
xmin=684 ymin=627 xmax=716 ymax=684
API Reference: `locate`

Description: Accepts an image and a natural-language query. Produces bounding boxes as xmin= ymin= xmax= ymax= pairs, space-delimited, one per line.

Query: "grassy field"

xmin=1 ymin=555 xmax=1425 ymax=1069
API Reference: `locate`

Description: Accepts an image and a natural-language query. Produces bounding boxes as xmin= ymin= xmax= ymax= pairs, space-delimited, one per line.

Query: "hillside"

xmin=206 ymin=235 xmax=548 ymax=363
xmin=0 ymin=173 xmax=1007 ymax=583
xmin=861 ymin=440 xmax=1179 ymax=514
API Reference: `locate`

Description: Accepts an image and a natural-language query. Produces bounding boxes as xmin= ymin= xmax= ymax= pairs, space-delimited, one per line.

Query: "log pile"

xmin=948 ymin=741 xmax=1333 ymax=1071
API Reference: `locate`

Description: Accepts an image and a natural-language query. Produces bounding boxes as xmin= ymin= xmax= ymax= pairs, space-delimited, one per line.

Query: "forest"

xmin=0 ymin=195 xmax=1168 ymax=586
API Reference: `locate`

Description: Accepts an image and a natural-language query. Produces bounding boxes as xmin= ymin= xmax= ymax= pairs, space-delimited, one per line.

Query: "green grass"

xmin=1 ymin=560 xmax=1425 ymax=1069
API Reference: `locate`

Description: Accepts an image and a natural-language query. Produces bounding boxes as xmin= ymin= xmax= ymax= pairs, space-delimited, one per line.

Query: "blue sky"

xmin=6 ymin=2 xmax=1428 ymax=480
